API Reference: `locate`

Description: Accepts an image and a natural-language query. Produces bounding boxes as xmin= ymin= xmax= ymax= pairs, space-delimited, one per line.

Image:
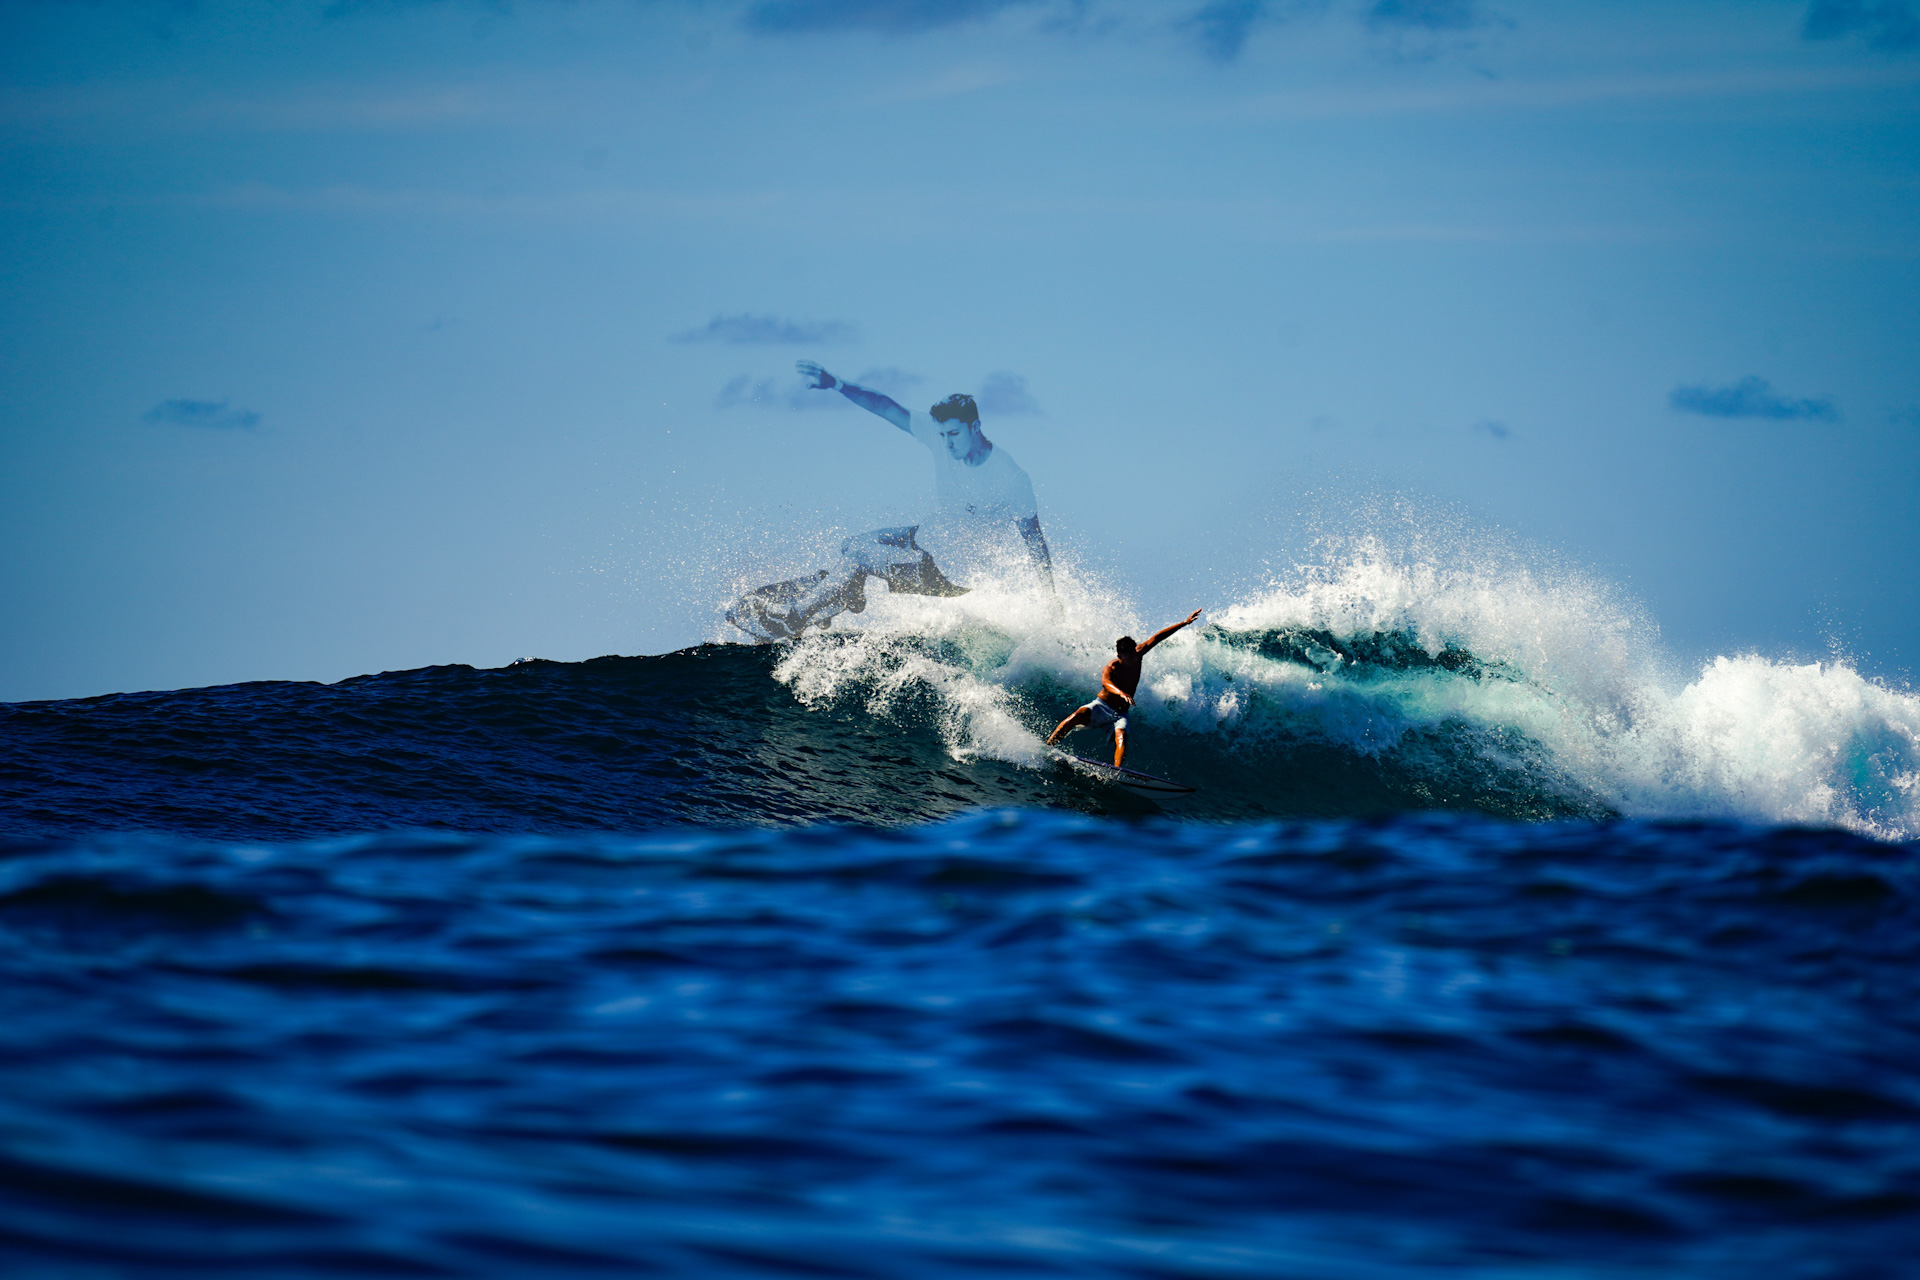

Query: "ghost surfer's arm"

xmin=1018 ymin=514 xmax=1060 ymax=604
xmin=796 ymin=359 xmax=910 ymax=433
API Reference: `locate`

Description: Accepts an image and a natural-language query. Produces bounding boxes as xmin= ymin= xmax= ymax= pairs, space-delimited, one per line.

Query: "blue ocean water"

xmin=5 ymin=545 xmax=1920 ymax=1276
xmin=2 ymin=814 xmax=1917 ymax=1277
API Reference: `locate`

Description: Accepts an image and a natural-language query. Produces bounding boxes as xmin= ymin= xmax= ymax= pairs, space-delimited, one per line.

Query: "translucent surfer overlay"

xmin=726 ymin=362 xmax=1056 ymax=641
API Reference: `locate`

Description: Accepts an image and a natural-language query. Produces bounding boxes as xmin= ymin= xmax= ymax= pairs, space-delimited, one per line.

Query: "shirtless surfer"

xmin=1046 ymin=609 xmax=1203 ymax=769
xmin=725 ymin=360 xmax=1057 ymax=641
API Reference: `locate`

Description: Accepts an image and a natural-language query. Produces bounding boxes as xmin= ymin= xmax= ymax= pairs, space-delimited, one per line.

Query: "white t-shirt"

xmin=906 ymin=412 xmax=1040 ymax=579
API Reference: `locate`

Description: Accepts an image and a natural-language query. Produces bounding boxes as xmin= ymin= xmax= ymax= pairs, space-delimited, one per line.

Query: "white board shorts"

xmin=1080 ymin=699 xmax=1131 ymax=732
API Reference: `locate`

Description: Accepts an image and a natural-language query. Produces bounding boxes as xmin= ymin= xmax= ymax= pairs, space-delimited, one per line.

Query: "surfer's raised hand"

xmin=1138 ymin=607 xmax=1205 ymax=656
xmin=796 ymin=359 xmax=838 ymax=391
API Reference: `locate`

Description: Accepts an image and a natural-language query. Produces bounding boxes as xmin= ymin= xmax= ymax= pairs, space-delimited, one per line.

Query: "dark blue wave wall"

xmin=0 ymin=648 xmax=1026 ymax=839
xmin=0 ymin=644 xmax=1604 ymax=841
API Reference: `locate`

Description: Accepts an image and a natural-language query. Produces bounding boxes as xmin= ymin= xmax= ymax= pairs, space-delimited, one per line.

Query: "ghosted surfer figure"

xmin=725 ymin=360 xmax=1057 ymax=641
xmin=1047 ymin=609 xmax=1203 ymax=769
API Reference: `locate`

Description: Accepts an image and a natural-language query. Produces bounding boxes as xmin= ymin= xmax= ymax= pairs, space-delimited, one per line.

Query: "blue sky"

xmin=2 ymin=0 xmax=1917 ymax=700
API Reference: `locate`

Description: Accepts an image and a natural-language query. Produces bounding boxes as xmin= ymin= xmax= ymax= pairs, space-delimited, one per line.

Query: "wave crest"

xmin=762 ymin=536 xmax=1920 ymax=836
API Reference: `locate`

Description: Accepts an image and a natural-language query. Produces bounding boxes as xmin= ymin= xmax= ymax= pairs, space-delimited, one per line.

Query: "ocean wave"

xmin=4 ymin=536 xmax=1913 ymax=840
xmin=763 ymin=536 xmax=1920 ymax=838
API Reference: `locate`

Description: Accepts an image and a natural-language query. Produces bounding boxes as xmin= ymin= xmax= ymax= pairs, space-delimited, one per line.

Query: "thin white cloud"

xmin=0 ymin=81 xmax=517 ymax=134
xmin=40 ymin=180 xmax=1883 ymax=258
xmin=1218 ymin=60 xmax=1920 ymax=122
xmin=194 ymin=181 xmax=803 ymax=222
xmin=673 ymin=314 xmax=858 ymax=344
xmin=716 ymin=366 xmax=924 ymax=411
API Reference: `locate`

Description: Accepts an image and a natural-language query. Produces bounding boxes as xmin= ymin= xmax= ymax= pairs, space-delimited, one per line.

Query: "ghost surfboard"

xmin=1053 ymin=751 xmax=1197 ymax=795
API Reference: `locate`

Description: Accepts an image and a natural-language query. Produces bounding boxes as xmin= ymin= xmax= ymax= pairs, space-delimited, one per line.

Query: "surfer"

xmin=1046 ymin=609 xmax=1203 ymax=769
xmin=726 ymin=360 xmax=1057 ymax=641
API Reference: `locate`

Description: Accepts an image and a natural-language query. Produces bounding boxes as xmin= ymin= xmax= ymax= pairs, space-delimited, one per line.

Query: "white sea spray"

xmin=763 ymin=535 xmax=1920 ymax=839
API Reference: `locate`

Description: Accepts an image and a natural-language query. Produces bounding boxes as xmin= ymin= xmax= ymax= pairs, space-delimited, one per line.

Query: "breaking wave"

xmin=762 ymin=534 xmax=1920 ymax=837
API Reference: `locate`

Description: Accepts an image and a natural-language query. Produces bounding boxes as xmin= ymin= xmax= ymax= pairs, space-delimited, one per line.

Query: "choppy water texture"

xmin=1 ymin=814 xmax=1917 ymax=1278
xmin=5 ymin=541 xmax=1920 ymax=1275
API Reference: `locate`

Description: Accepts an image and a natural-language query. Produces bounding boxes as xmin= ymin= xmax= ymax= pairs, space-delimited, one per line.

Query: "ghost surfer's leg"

xmin=781 ymin=563 xmax=865 ymax=627
xmin=777 ymin=527 xmax=937 ymax=631
xmin=856 ymin=527 xmax=968 ymax=600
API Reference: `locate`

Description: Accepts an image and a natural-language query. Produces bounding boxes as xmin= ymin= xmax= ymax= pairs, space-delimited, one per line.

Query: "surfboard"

xmin=724 ymin=571 xmax=834 ymax=643
xmin=1052 ymin=751 xmax=1197 ymax=795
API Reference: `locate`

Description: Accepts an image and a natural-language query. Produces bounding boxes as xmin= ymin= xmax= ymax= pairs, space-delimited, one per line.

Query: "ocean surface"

xmin=4 ymin=545 xmax=1919 ymax=1276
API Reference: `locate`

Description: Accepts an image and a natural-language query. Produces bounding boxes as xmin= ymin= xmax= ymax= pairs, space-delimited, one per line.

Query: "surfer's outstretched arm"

xmin=797 ymin=359 xmax=910 ymax=433
xmin=1137 ymin=609 xmax=1204 ymax=656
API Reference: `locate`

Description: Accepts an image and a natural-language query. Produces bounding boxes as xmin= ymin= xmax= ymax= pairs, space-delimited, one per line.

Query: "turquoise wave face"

xmin=761 ymin=537 xmax=1920 ymax=838
xmin=765 ymin=624 xmax=1612 ymax=823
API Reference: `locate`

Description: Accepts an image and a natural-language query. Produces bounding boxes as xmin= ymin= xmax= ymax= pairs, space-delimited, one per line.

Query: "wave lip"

xmin=765 ymin=536 xmax=1920 ymax=837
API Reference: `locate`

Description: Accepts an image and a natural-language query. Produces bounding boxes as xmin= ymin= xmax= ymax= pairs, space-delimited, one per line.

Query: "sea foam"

xmin=767 ymin=534 xmax=1920 ymax=837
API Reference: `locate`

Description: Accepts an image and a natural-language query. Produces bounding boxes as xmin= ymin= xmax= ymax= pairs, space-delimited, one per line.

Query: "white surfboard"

xmin=1053 ymin=751 xmax=1197 ymax=795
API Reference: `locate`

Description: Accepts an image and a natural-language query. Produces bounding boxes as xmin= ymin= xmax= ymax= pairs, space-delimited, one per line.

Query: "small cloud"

xmin=716 ymin=365 xmax=923 ymax=411
xmin=716 ymin=374 xmax=813 ymax=410
xmin=1366 ymin=0 xmax=1484 ymax=32
xmin=672 ymin=313 xmax=857 ymax=345
xmin=976 ymin=371 xmax=1042 ymax=416
xmin=1185 ymin=0 xmax=1268 ymax=62
xmin=142 ymin=398 xmax=261 ymax=430
xmin=306 ymin=0 xmax=1508 ymax=67
xmin=1473 ymin=418 xmax=1511 ymax=440
xmin=1668 ymin=376 xmax=1838 ymax=422
xmin=1803 ymin=0 xmax=1920 ymax=51
xmin=853 ymin=366 xmax=927 ymax=396
xmin=744 ymin=0 xmax=1034 ymax=36
xmin=1182 ymin=0 xmax=1342 ymax=62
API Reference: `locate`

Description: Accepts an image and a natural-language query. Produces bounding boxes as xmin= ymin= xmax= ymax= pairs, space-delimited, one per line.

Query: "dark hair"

xmin=929 ymin=393 xmax=979 ymax=424
xmin=1116 ymin=636 xmax=1136 ymax=653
